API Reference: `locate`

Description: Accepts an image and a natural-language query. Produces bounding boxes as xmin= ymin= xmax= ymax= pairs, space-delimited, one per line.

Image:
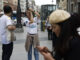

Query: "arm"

xmin=29 ymin=8 xmax=40 ymax=19
xmin=26 ymin=10 xmax=34 ymax=24
xmin=29 ymin=11 xmax=34 ymax=24
xmin=37 ymin=46 xmax=62 ymax=60
xmin=6 ymin=17 xmax=16 ymax=31
xmin=37 ymin=46 xmax=55 ymax=60
xmin=7 ymin=25 xmax=16 ymax=31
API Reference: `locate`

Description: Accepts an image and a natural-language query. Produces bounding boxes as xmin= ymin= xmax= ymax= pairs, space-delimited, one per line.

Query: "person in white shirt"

xmin=25 ymin=8 xmax=40 ymax=60
xmin=0 ymin=5 xmax=16 ymax=60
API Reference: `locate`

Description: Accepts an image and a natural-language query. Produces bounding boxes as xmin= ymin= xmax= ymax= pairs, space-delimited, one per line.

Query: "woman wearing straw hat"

xmin=37 ymin=10 xmax=80 ymax=60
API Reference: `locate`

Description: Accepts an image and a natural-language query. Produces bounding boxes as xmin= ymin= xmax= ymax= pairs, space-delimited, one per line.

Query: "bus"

xmin=41 ymin=4 xmax=56 ymax=31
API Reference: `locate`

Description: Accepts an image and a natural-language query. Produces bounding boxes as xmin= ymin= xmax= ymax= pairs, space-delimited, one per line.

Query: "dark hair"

xmin=55 ymin=13 xmax=80 ymax=56
xmin=3 ymin=5 xmax=12 ymax=14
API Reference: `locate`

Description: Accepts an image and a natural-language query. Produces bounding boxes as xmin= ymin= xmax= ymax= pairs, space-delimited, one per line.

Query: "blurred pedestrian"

xmin=24 ymin=8 xmax=40 ymax=60
xmin=37 ymin=10 xmax=80 ymax=60
xmin=0 ymin=5 xmax=16 ymax=60
xmin=45 ymin=16 xmax=52 ymax=40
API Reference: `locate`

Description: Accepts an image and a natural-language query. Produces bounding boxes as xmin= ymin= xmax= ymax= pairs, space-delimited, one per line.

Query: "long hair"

xmin=55 ymin=13 xmax=80 ymax=56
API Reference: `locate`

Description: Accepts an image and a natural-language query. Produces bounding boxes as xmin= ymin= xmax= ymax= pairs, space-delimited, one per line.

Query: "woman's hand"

xmin=37 ymin=46 xmax=55 ymax=60
xmin=42 ymin=52 xmax=54 ymax=60
xmin=37 ymin=46 xmax=50 ymax=53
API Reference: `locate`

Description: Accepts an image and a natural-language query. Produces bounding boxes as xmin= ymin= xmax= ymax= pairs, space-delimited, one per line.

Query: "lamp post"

xmin=16 ymin=0 xmax=22 ymax=28
xmin=15 ymin=0 xmax=24 ymax=32
xmin=26 ymin=0 xmax=28 ymax=10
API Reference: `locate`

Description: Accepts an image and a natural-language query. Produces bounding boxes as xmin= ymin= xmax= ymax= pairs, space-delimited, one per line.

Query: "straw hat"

xmin=49 ymin=10 xmax=71 ymax=24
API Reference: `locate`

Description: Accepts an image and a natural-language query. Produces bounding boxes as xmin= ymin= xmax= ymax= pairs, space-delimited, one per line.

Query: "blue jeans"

xmin=28 ymin=44 xmax=39 ymax=60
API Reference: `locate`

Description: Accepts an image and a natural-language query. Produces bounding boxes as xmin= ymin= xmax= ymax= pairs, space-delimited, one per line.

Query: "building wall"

xmin=0 ymin=0 xmax=3 ymax=11
xmin=57 ymin=0 xmax=67 ymax=10
xmin=78 ymin=0 xmax=80 ymax=2
xmin=13 ymin=0 xmax=17 ymax=6
xmin=20 ymin=0 xmax=26 ymax=12
xmin=7 ymin=0 xmax=13 ymax=4
xmin=67 ymin=0 xmax=79 ymax=13
xmin=57 ymin=0 xmax=80 ymax=13
xmin=4 ymin=0 xmax=17 ymax=11
xmin=28 ymin=0 xmax=36 ymax=9
xmin=4 ymin=2 xmax=17 ymax=11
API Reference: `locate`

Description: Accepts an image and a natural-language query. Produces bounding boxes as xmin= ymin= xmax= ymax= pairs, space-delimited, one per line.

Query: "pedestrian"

xmin=45 ymin=16 xmax=57 ymax=51
xmin=37 ymin=10 xmax=80 ymax=60
xmin=45 ymin=16 xmax=52 ymax=40
xmin=0 ymin=5 xmax=16 ymax=60
xmin=24 ymin=8 xmax=40 ymax=60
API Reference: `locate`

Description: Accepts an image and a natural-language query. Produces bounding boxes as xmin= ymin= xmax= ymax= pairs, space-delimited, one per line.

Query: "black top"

xmin=54 ymin=37 xmax=80 ymax=60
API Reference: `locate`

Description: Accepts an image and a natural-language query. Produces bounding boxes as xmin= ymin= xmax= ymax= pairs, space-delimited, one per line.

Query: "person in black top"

xmin=45 ymin=16 xmax=52 ymax=40
xmin=37 ymin=10 xmax=80 ymax=60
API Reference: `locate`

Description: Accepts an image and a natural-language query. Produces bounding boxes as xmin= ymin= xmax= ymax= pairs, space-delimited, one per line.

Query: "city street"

xmin=0 ymin=27 xmax=52 ymax=60
xmin=0 ymin=0 xmax=80 ymax=60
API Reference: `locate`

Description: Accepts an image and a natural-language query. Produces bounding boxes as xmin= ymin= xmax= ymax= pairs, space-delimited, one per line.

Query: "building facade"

xmin=67 ymin=0 xmax=78 ymax=13
xmin=28 ymin=0 xmax=36 ymax=10
xmin=0 ymin=0 xmax=40 ymax=13
xmin=4 ymin=0 xmax=17 ymax=11
xmin=56 ymin=0 xmax=67 ymax=10
xmin=57 ymin=0 xmax=80 ymax=13
xmin=13 ymin=0 xmax=17 ymax=6
xmin=67 ymin=0 xmax=80 ymax=14
xmin=0 ymin=0 xmax=3 ymax=11
xmin=20 ymin=0 xmax=26 ymax=12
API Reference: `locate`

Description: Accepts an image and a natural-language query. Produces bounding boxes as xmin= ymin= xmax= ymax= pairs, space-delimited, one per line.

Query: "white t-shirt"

xmin=0 ymin=15 xmax=13 ymax=44
xmin=25 ymin=17 xmax=40 ymax=34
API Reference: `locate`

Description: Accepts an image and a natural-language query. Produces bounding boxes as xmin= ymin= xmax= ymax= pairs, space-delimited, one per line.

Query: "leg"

xmin=34 ymin=48 xmax=39 ymax=60
xmin=28 ymin=44 xmax=32 ymax=60
xmin=2 ymin=42 xmax=13 ymax=60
